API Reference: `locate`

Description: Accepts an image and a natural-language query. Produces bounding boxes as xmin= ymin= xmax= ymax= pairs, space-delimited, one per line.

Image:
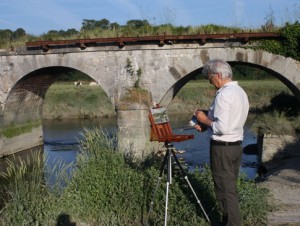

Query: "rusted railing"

xmin=26 ymin=32 xmax=281 ymax=51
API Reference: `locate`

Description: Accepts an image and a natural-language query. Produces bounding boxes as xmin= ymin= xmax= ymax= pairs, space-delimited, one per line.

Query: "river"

xmin=41 ymin=114 xmax=258 ymax=182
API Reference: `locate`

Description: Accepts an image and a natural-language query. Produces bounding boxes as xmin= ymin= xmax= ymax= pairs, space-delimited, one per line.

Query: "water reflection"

xmin=42 ymin=118 xmax=117 ymax=187
xmin=42 ymin=115 xmax=258 ymax=182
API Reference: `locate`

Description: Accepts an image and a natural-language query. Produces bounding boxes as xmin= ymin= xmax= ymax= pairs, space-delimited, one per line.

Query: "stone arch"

xmin=1 ymin=66 xmax=114 ymax=126
xmin=158 ymin=49 xmax=300 ymax=107
xmin=228 ymin=61 xmax=300 ymax=102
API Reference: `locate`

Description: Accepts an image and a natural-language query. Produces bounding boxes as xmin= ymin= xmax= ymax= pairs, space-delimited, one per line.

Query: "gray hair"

xmin=202 ymin=59 xmax=233 ymax=80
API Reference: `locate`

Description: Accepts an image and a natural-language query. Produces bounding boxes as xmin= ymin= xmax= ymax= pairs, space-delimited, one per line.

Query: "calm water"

xmin=42 ymin=114 xmax=258 ymax=180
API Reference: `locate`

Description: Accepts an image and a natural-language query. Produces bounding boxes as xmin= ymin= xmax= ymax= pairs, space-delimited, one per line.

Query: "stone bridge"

xmin=0 ymin=42 xmax=299 ymax=159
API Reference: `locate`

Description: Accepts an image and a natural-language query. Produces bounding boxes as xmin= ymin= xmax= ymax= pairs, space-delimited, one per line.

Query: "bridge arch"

xmin=158 ymin=48 xmax=300 ymax=107
xmin=1 ymin=66 xmax=113 ymax=126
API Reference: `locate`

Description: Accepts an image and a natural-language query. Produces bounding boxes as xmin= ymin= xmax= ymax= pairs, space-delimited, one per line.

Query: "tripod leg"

xmin=164 ymin=148 xmax=172 ymax=226
xmin=171 ymin=149 xmax=211 ymax=223
xmin=145 ymin=149 xmax=169 ymax=225
xmin=164 ymin=179 xmax=170 ymax=226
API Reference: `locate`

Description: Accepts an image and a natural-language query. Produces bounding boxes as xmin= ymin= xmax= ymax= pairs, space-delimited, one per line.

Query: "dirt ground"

xmin=258 ymin=156 xmax=300 ymax=225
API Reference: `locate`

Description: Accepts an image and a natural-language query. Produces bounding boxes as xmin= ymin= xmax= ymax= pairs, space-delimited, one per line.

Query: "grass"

xmin=239 ymin=80 xmax=292 ymax=110
xmin=0 ymin=127 xmax=273 ymax=226
xmin=43 ymin=82 xmax=115 ymax=119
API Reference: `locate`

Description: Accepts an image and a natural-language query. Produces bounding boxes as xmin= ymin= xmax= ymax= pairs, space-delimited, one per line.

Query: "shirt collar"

xmin=216 ymin=81 xmax=238 ymax=94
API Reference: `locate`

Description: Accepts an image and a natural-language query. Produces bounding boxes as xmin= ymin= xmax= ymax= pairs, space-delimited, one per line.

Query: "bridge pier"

xmin=116 ymin=103 xmax=156 ymax=160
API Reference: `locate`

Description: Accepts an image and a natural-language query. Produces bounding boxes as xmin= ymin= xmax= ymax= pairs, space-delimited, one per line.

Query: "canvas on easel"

xmin=149 ymin=107 xmax=193 ymax=142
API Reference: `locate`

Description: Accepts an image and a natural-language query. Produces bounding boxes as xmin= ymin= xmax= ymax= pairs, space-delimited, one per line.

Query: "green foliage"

xmin=0 ymin=128 xmax=273 ymax=226
xmin=81 ymin=18 xmax=110 ymax=31
xmin=125 ymin=58 xmax=143 ymax=89
xmin=280 ymin=21 xmax=300 ymax=59
xmin=0 ymin=151 xmax=72 ymax=225
xmin=0 ymin=29 xmax=14 ymax=45
xmin=251 ymin=22 xmax=300 ymax=60
xmin=232 ymin=64 xmax=273 ymax=80
xmin=238 ymin=175 xmax=274 ymax=225
xmin=126 ymin=19 xmax=150 ymax=29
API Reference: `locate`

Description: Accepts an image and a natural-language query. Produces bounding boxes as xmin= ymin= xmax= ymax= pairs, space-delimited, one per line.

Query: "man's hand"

xmin=195 ymin=110 xmax=212 ymax=128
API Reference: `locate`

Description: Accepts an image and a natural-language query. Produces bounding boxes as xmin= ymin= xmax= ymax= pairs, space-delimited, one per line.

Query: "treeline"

xmin=0 ymin=18 xmax=299 ymax=61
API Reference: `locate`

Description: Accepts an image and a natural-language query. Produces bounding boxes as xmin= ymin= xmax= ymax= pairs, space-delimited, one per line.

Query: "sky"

xmin=0 ymin=0 xmax=299 ymax=36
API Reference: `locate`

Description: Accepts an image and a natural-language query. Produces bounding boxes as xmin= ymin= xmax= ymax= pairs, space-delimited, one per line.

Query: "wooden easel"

xmin=145 ymin=106 xmax=210 ymax=226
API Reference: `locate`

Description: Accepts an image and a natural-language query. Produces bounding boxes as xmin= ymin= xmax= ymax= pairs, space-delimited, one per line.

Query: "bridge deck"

xmin=26 ymin=32 xmax=281 ymax=51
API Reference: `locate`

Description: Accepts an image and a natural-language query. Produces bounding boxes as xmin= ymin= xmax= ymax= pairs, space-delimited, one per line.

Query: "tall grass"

xmin=0 ymin=151 xmax=73 ymax=225
xmin=0 ymin=128 xmax=273 ymax=226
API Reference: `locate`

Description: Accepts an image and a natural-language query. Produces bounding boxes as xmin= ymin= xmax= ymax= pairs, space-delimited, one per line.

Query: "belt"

xmin=210 ymin=140 xmax=242 ymax=146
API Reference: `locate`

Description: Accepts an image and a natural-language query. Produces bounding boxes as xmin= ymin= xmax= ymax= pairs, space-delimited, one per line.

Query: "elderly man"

xmin=194 ymin=59 xmax=249 ymax=226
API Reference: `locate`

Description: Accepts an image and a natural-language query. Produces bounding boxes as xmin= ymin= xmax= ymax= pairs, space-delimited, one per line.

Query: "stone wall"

xmin=257 ymin=133 xmax=300 ymax=163
xmin=116 ymin=103 xmax=156 ymax=160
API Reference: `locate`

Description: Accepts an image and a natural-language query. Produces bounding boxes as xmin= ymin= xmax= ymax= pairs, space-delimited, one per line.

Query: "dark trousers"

xmin=210 ymin=142 xmax=242 ymax=226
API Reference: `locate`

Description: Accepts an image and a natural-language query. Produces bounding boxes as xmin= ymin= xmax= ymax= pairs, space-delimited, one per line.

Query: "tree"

xmin=13 ymin=28 xmax=26 ymax=39
xmin=109 ymin=22 xmax=120 ymax=31
xmin=280 ymin=22 xmax=300 ymax=60
xmin=81 ymin=19 xmax=97 ymax=31
xmin=126 ymin=19 xmax=150 ymax=29
xmin=95 ymin=18 xmax=110 ymax=29
xmin=65 ymin=29 xmax=79 ymax=36
xmin=81 ymin=18 xmax=110 ymax=31
xmin=0 ymin=29 xmax=13 ymax=43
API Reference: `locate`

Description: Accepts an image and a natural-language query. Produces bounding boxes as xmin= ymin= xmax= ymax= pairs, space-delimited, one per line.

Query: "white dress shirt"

xmin=207 ymin=81 xmax=249 ymax=142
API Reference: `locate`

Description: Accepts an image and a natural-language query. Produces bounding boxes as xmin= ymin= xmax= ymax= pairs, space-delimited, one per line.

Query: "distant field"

xmin=167 ymin=79 xmax=291 ymax=114
xmin=43 ymin=82 xmax=115 ymax=119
